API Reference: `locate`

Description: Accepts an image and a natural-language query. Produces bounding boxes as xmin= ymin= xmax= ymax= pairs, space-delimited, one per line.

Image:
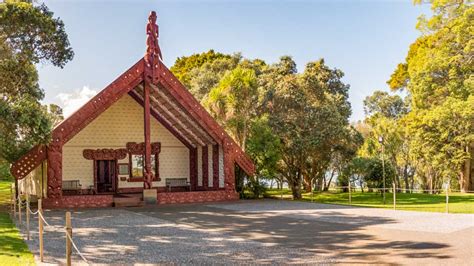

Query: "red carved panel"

xmin=126 ymin=142 xmax=161 ymax=154
xmin=223 ymin=140 xmax=236 ymax=191
xmin=213 ymin=144 xmax=219 ymax=189
xmin=157 ymin=190 xmax=239 ymax=205
xmin=10 ymin=145 xmax=47 ymax=180
xmin=47 ymin=143 xmax=62 ymax=199
xmin=43 ymin=195 xmax=114 ymax=209
xmin=83 ymin=148 xmax=127 ymax=160
xmin=189 ymin=147 xmax=197 ymax=191
xmin=202 ymin=146 xmax=209 ymax=190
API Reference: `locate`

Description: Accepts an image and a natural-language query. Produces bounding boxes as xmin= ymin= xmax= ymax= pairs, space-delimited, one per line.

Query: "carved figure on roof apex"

xmin=145 ymin=11 xmax=162 ymax=65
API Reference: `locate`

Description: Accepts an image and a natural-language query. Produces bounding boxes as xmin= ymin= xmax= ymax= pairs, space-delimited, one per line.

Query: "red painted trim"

xmin=213 ymin=144 xmax=219 ymax=190
xmin=202 ymin=146 xmax=209 ymax=190
xmin=189 ymin=147 xmax=197 ymax=191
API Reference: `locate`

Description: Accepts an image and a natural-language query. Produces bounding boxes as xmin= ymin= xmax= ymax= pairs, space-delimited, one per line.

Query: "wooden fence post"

xmin=18 ymin=194 xmax=22 ymax=227
xmin=12 ymin=185 xmax=16 ymax=219
xmin=38 ymin=199 xmax=44 ymax=262
xmin=66 ymin=211 xmax=72 ymax=266
xmin=348 ymin=180 xmax=352 ymax=205
xmin=393 ymin=182 xmax=396 ymax=210
xmin=445 ymin=181 xmax=449 ymax=214
xmin=26 ymin=194 xmax=30 ymax=240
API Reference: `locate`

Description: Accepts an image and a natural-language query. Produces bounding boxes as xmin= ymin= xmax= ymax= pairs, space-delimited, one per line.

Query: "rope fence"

xmin=273 ymin=183 xmax=474 ymax=213
xmin=11 ymin=193 xmax=90 ymax=265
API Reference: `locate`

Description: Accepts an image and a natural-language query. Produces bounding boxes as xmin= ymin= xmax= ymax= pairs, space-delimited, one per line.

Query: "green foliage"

xmin=370 ymin=0 xmax=474 ymax=192
xmin=364 ymin=157 xmax=396 ymax=189
xmin=0 ymin=1 xmax=72 ymax=163
xmin=246 ymin=116 xmax=281 ymax=180
xmin=363 ymin=90 xmax=408 ymax=119
xmin=0 ymin=1 xmax=74 ymax=67
xmin=205 ymin=66 xmax=258 ymax=148
xmin=265 ymin=57 xmax=353 ymax=199
xmin=170 ymin=50 xmax=233 ymax=89
xmin=245 ymin=179 xmax=267 ymax=199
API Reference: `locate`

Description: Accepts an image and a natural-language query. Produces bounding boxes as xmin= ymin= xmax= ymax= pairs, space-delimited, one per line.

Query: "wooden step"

xmin=113 ymin=196 xmax=144 ymax=207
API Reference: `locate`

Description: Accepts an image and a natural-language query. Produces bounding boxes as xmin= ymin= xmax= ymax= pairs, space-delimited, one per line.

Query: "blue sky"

xmin=38 ymin=0 xmax=429 ymax=121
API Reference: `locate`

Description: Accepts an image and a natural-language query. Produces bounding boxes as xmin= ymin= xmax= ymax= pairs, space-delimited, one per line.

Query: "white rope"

xmin=65 ymin=229 xmax=90 ymax=264
xmin=37 ymin=208 xmax=90 ymax=263
xmin=38 ymin=211 xmax=52 ymax=227
xmin=27 ymin=205 xmax=39 ymax=215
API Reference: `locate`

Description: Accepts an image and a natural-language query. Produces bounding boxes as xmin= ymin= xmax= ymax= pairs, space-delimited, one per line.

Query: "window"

xmin=130 ymin=154 xmax=157 ymax=178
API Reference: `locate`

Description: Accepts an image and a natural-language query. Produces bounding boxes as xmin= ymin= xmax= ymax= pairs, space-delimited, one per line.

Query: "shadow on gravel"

xmin=133 ymin=202 xmax=452 ymax=263
xmin=23 ymin=201 xmax=453 ymax=265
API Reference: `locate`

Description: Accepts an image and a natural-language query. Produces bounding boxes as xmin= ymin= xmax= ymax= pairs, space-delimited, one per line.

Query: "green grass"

xmin=265 ymin=188 xmax=474 ymax=213
xmin=0 ymin=180 xmax=35 ymax=265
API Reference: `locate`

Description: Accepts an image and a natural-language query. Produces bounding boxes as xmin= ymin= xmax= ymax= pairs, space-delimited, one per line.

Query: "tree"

xmin=386 ymin=0 xmax=473 ymax=191
xmin=205 ymin=66 xmax=258 ymax=149
xmin=364 ymin=157 xmax=396 ymax=192
xmin=265 ymin=57 xmax=353 ymax=199
xmin=0 ymin=1 xmax=73 ymax=164
xmin=363 ymin=91 xmax=408 ymax=119
xmin=170 ymin=50 xmax=233 ymax=89
xmin=246 ymin=116 xmax=282 ymax=183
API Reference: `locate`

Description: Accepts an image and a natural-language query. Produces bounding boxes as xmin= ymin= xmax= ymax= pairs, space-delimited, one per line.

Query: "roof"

xmin=11 ymin=58 xmax=255 ymax=180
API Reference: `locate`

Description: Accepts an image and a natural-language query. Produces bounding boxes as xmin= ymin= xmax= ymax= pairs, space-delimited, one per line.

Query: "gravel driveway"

xmin=20 ymin=199 xmax=473 ymax=265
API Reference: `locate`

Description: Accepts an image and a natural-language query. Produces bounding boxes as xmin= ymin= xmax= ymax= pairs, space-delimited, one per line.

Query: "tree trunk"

xmin=324 ymin=169 xmax=335 ymax=191
xmin=403 ymin=164 xmax=409 ymax=192
xmin=460 ymin=145 xmax=472 ymax=193
xmin=303 ymin=175 xmax=312 ymax=193
xmin=289 ymin=170 xmax=303 ymax=200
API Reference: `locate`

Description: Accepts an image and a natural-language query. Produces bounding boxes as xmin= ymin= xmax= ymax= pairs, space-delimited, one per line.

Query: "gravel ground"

xmin=21 ymin=206 xmax=333 ymax=265
xmin=18 ymin=199 xmax=473 ymax=265
xmin=207 ymin=200 xmax=474 ymax=233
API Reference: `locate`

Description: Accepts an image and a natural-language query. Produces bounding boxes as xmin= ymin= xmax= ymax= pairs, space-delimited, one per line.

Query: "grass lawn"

xmin=265 ymin=188 xmax=474 ymax=214
xmin=0 ymin=180 xmax=35 ymax=265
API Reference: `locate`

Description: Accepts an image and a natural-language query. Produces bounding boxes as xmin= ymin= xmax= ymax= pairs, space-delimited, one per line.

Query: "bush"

xmin=244 ymin=179 xmax=267 ymax=199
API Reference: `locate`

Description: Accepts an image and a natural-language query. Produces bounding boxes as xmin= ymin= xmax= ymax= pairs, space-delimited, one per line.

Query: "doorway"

xmin=96 ymin=160 xmax=117 ymax=193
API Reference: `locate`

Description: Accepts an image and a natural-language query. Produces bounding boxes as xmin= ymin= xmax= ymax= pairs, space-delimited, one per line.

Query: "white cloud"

xmin=56 ymin=86 xmax=97 ymax=118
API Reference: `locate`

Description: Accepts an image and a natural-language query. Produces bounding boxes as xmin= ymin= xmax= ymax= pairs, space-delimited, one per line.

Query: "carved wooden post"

xmin=143 ymin=81 xmax=152 ymax=190
xmin=65 ymin=211 xmax=72 ymax=266
xmin=38 ymin=199 xmax=44 ymax=262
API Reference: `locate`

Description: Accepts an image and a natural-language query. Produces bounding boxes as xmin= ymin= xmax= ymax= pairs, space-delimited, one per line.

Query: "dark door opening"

xmin=96 ymin=160 xmax=117 ymax=193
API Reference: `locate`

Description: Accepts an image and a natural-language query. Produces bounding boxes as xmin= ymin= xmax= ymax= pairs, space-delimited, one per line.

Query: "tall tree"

xmin=0 ymin=1 xmax=73 ymax=163
xmin=387 ymin=0 xmax=473 ymax=191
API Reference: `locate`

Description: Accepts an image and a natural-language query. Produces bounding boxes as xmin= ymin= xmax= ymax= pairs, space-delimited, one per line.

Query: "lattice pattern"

xmin=10 ymin=145 xmax=46 ymax=180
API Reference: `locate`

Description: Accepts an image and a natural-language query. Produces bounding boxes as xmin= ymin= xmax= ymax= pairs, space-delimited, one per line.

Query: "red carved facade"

xmin=83 ymin=148 xmax=128 ymax=160
xmin=10 ymin=10 xmax=255 ymax=209
xmin=157 ymin=190 xmax=239 ymax=205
